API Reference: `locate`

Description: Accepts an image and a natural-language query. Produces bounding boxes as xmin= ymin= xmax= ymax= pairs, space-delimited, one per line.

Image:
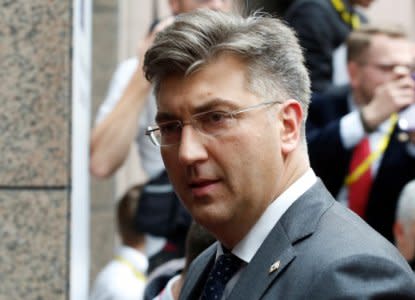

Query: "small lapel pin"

xmin=269 ymin=260 xmax=280 ymax=274
xmin=397 ymin=132 xmax=409 ymax=143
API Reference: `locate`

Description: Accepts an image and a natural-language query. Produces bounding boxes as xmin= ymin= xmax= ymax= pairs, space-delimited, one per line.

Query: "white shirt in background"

xmin=89 ymin=246 xmax=148 ymax=300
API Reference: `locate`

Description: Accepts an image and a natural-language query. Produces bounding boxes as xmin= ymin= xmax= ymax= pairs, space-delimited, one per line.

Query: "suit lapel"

xmin=228 ymin=222 xmax=295 ymax=300
xmin=228 ymin=180 xmax=334 ymax=300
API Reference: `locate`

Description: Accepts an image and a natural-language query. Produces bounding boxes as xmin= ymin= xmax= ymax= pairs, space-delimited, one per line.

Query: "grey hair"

xmin=144 ymin=9 xmax=311 ymax=139
xmin=396 ymin=180 xmax=415 ymax=234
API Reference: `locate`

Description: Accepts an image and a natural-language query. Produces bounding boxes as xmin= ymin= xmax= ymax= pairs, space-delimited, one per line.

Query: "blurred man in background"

xmin=307 ymin=24 xmax=415 ymax=242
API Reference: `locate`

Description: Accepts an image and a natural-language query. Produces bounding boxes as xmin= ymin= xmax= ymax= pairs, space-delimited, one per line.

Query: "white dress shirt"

xmin=89 ymin=246 xmax=148 ymax=300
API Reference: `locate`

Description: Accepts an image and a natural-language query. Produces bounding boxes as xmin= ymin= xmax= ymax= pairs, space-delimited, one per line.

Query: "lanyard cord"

xmin=331 ymin=0 xmax=361 ymax=29
xmin=115 ymin=255 xmax=147 ymax=282
xmin=345 ymin=114 xmax=398 ymax=185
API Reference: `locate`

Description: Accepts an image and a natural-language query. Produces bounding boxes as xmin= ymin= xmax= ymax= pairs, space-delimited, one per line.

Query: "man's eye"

xmin=203 ymin=111 xmax=230 ymax=124
xmin=160 ymin=122 xmax=180 ymax=135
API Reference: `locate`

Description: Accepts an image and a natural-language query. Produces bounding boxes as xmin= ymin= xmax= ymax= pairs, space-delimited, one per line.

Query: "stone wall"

xmin=0 ymin=1 xmax=71 ymax=299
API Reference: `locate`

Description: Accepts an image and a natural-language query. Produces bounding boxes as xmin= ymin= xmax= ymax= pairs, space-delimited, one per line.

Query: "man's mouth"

xmin=189 ymin=179 xmax=221 ymax=197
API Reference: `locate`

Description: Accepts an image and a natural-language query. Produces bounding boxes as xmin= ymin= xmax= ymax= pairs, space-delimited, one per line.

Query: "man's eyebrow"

xmin=155 ymin=112 xmax=177 ymax=124
xmin=192 ymin=98 xmax=239 ymax=114
xmin=155 ymin=98 xmax=239 ymax=123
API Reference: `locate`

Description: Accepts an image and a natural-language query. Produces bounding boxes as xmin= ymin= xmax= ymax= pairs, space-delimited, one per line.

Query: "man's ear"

xmin=279 ymin=99 xmax=303 ymax=155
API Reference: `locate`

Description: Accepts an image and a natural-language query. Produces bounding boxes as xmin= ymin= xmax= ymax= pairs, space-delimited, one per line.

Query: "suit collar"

xmin=278 ymin=180 xmax=333 ymax=242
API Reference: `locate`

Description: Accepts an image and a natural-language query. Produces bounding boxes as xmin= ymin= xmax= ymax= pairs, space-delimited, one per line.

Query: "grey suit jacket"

xmin=179 ymin=180 xmax=415 ymax=299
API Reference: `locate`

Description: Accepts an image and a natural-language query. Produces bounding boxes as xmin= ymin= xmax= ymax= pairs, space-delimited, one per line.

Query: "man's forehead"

xmin=157 ymin=54 xmax=248 ymax=90
xmin=155 ymin=60 xmax=259 ymax=119
xmin=367 ymin=35 xmax=411 ymax=57
xmin=156 ymin=73 xmax=244 ymax=109
xmin=370 ymin=35 xmax=410 ymax=49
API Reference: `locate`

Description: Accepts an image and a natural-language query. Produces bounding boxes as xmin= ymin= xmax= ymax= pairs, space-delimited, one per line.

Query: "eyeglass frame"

xmin=145 ymin=100 xmax=282 ymax=147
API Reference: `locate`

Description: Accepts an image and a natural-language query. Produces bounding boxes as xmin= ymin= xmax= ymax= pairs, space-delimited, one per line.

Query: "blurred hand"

xmin=362 ymin=67 xmax=415 ymax=130
xmin=138 ymin=16 xmax=175 ymax=66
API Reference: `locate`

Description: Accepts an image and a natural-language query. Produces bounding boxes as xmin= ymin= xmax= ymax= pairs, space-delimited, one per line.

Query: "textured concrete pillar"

xmin=0 ymin=1 xmax=71 ymax=299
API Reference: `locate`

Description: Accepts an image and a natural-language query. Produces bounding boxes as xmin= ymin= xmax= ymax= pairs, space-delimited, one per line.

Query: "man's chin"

xmin=193 ymin=209 xmax=229 ymax=229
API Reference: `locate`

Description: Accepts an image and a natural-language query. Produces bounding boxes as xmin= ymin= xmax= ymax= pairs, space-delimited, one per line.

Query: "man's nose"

xmin=178 ymin=125 xmax=208 ymax=166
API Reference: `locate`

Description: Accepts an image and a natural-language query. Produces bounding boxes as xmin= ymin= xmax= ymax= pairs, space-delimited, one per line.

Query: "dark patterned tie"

xmin=200 ymin=249 xmax=243 ymax=300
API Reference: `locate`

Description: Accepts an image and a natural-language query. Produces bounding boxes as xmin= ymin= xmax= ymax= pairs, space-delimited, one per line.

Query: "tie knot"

xmin=218 ymin=252 xmax=243 ymax=273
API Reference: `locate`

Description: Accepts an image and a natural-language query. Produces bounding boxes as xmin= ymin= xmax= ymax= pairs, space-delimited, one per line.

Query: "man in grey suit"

xmin=143 ymin=9 xmax=415 ymax=299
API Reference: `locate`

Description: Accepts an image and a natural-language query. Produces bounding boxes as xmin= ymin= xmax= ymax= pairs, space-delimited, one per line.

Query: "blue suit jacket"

xmin=307 ymin=85 xmax=415 ymax=241
xmin=179 ymin=181 xmax=415 ymax=299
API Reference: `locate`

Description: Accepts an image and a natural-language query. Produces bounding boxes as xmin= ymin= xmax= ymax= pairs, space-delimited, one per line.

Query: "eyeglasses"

xmin=146 ymin=100 xmax=281 ymax=147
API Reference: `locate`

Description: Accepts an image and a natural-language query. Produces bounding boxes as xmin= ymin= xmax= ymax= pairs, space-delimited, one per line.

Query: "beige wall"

xmin=119 ymin=0 xmax=172 ymax=60
xmin=365 ymin=0 xmax=415 ymax=39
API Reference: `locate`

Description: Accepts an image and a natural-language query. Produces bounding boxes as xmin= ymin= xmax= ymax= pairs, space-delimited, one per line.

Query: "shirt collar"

xmin=117 ymin=245 xmax=149 ymax=274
